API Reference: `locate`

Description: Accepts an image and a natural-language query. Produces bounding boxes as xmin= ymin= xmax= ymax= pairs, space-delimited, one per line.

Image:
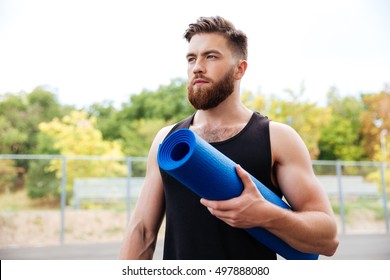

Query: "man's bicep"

xmin=277 ymin=161 xmax=328 ymax=212
xmin=133 ymin=168 xmax=165 ymax=229
xmin=130 ymin=126 xmax=172 ymax=230
xmin=271 ymin=123 xmax=330 ymax=212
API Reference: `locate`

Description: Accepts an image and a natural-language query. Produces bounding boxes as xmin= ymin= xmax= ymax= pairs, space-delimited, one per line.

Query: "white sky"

xmin=0 ymin=0 xmax=389 ymax=108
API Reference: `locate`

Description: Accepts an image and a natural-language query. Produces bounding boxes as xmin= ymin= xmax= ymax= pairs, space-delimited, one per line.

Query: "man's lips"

xmin=193 ymin=79 xmax=208 ymax=86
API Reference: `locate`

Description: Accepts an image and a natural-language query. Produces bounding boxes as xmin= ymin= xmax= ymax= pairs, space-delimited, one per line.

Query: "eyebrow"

xmin=186 ymin=49 xmax=223 ymax=59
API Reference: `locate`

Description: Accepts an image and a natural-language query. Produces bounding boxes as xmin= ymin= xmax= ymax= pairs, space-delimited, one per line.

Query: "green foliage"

xmin=92 ymin=78 xmax=195 ymax=157
xmin=119 ymin=78 xmax=194 ymax=122
xmin=34 ymin=110 xmax=128 ymax=203
xmin=0 ymin=115 xmax=28 ymax=154
xmin=0 ymin=86 xmax=71 ymax=197
xmin=366 ymin=166 xmax=390 ymax=193
xmin=360 ymin=88 xmax=390 ymax=161
xmin=87 ymin=101 xmax=120 ymax=140
xmin=318 ymin=89 xmax=365 ymax=161
xmin=241 ymin=89 xmax=267 ymax=112
xmin=332 ymin=198 xmax=387 ymax=222
xmin=25 ymin=160 xmax=60 ymax=200
xmin=318 ymin=115 xmax=364 ymax=161
xmin=0 ymin=86 xmax=69 ymax=154
xmin=84 ymin=78 xmax=195 ymax=157
xmin=1 ymin=80 xmax=390 ymax=201
xmin=39 ymin=111 xmax=126 ymax=170
xmin=0 ymin=160 xmax=20 ymax=193
xmin=243 ymin=87 xmax=330 ymax=159
xmin=0 ymin=94 xmax=30 ymax=154
xmin=119 ymin=118 xmax=169 ymax=157
xmin=25 ymin=133 xmax=61 ymax=200
xmin=270 ymin=98 xmax=329 ymax=159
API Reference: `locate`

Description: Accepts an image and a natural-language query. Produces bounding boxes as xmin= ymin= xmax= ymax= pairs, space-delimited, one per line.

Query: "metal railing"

xmin=313 ymin=160 xmax=389 ymax=234
xmin=0 ymin=155 xmax=389 ymax=248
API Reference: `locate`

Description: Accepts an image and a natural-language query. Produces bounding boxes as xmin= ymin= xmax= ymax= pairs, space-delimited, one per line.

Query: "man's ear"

xmin=234 ymin=60 xmax=248 ymax=80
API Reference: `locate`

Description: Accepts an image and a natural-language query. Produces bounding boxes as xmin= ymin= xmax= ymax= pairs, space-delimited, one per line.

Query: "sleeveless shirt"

xmin=160 ymin=112 xmax=282 ymax=260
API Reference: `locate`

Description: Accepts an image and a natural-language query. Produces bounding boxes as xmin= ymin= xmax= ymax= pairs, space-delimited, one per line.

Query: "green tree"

xmin=360 ymin=87 xmax=390 ymax=161
xmin=25 ymin=133 xmax=61 ymax=200
xmin=111 ymin=78 xmax=194 ymax=156
xmin=0 ymin=86 xmax=68 ymax=154
xmin=0 ymin=93 xmax=29 ymax=154
xmin=359 ymin=87 xmax=390 ymax=192
xmin=318 ymin=88 xmax=365 ymax=161
xmin=0 ymin=159 xmax=20 ymax=194
xmin=0 ymin=115 xmax=28 ymax=154
xmin=119 ymin=118 xmax=169 ymax=156
xmin=39 ymin=110 xmax=125 ymax=159
xmin=241 ymin=86 xmax=329 ymax=159
xmin=119 ymin=78 xmax=194 ymax=122
xmin=37 ymin=110 xmax=127 ymax=202
xmin=87 ymin=100 xmax=120 ymax=140
xmin=0 ymin=86 xmax=70 ymax=194
xmin=241 ymin=89 xmax=268 ymax=112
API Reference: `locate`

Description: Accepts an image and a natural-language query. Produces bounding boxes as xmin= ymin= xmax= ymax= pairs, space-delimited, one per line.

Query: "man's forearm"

xmin=264 ymin=206 xmax=339 ymax=256
xmin=119 ymin=228 xmax=157 ymax=260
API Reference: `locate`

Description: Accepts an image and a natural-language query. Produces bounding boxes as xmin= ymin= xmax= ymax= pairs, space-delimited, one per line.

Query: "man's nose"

xmin=192 ymin=59 xmax=206 ymax=74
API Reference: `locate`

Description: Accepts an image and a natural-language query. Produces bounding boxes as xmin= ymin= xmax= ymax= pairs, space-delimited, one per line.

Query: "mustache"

xmin=190 ymin=75 xmax=211 ymax=84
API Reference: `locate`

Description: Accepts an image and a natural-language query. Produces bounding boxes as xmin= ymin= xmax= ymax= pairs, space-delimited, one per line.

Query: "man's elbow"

xmin=322 ymin=235 xmax=340 ymax=257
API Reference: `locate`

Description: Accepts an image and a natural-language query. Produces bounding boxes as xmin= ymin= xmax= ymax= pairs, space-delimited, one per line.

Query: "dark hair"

xmin=183 ymin=16 xmax=248 ymax=60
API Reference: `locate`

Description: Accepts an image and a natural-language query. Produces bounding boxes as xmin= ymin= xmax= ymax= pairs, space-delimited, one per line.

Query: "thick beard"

xmin=187 ymin=67 xmax=235 ymax=110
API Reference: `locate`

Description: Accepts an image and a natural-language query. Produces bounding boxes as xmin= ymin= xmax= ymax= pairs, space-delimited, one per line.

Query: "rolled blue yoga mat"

xmin=157 ymin=128 xmax=319 ymax=260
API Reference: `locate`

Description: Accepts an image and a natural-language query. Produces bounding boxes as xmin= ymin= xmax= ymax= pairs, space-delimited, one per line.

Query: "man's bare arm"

xmin=200 ymin=122 xmax=339 ymax=256
xmin=118 ymin=126 xmax=172 ymax=259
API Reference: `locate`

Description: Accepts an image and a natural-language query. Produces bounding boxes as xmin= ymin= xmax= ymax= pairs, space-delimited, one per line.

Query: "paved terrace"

xmin=1 ymin=234 xmax=390 ymax=260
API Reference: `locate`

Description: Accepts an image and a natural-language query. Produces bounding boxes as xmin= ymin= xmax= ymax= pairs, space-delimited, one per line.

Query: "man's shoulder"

xmin=154 ymin=114 xmax=194 ymax=143
xmin=269 ymin=120 xmax=308 ymax=160
xmin=269 ymin=120 xmax=296 ymax=134
xmin=165 ymin=114 xmax=195 ymax=135
xmin=155 ymin=125 xmax=176 ymax=142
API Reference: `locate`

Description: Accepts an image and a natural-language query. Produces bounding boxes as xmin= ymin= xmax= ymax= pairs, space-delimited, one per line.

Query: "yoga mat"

xmin=157 ymin=128 xmax=319 ymax=260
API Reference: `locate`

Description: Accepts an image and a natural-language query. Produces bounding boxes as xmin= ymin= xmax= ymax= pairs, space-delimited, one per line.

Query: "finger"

xmin=200 ymin=198 xmax=213 ymax=208
xmin=236 ymin=165 xmax=264 ymax=200
xmin=200 ymin=200 xmax=221 ymax=216
xmin=200 ymin=197 xmax=237 ymax=211
xmin=200 ymin=198 xmax=223 ymax=210
xmin=205 ymin=207 xmax=240 ymax=228
xmin=206 ymin=206 xmax=230 ymax=220
xmin=236 ymin=164 xmax=256 ymax=188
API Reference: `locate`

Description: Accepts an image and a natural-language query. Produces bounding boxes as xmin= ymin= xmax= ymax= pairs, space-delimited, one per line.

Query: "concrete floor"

xmin=1 ymin=234 xmax=389 ymax=260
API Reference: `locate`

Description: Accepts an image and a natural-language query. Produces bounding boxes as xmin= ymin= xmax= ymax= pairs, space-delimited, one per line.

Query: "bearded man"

xmin=119 ymin=16 xmax=339 ymax=260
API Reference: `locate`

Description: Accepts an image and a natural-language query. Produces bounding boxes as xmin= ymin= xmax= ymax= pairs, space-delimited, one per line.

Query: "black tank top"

xmin=160 ymin=112 xmax=282 ymax=260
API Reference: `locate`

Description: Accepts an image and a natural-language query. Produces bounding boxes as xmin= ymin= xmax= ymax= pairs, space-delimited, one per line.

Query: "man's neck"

xmin=190 ymin=100 xmax=253 ymax=142
xmin=193 ymin=101 xmax=252 ymax=127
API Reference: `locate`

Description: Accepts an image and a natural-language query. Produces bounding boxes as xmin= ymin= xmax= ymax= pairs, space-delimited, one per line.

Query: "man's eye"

xmin=187 ymin=57 xmax=195 ymax=63
xmin=207 ymin=55 xmax=217 ymax=59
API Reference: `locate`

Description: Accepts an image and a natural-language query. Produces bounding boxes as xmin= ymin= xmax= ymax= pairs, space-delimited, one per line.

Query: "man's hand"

xmin=200 ymin=164 xmax=272 ymax=228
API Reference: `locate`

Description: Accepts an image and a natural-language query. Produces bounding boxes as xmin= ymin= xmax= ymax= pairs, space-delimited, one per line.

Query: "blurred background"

xmin=0 ymin=0 xmax=389 ymax=259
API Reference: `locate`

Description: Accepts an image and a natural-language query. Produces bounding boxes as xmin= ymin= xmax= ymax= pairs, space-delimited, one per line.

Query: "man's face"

xmin=187 ymin=65 xmax=235 ymax=110
xmin=186 ymin=33 xmax=237 ymax=110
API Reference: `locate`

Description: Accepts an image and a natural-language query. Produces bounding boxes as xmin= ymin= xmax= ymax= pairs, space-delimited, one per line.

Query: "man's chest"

xmin=190 ymin=125 xmax=245 ymax=143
